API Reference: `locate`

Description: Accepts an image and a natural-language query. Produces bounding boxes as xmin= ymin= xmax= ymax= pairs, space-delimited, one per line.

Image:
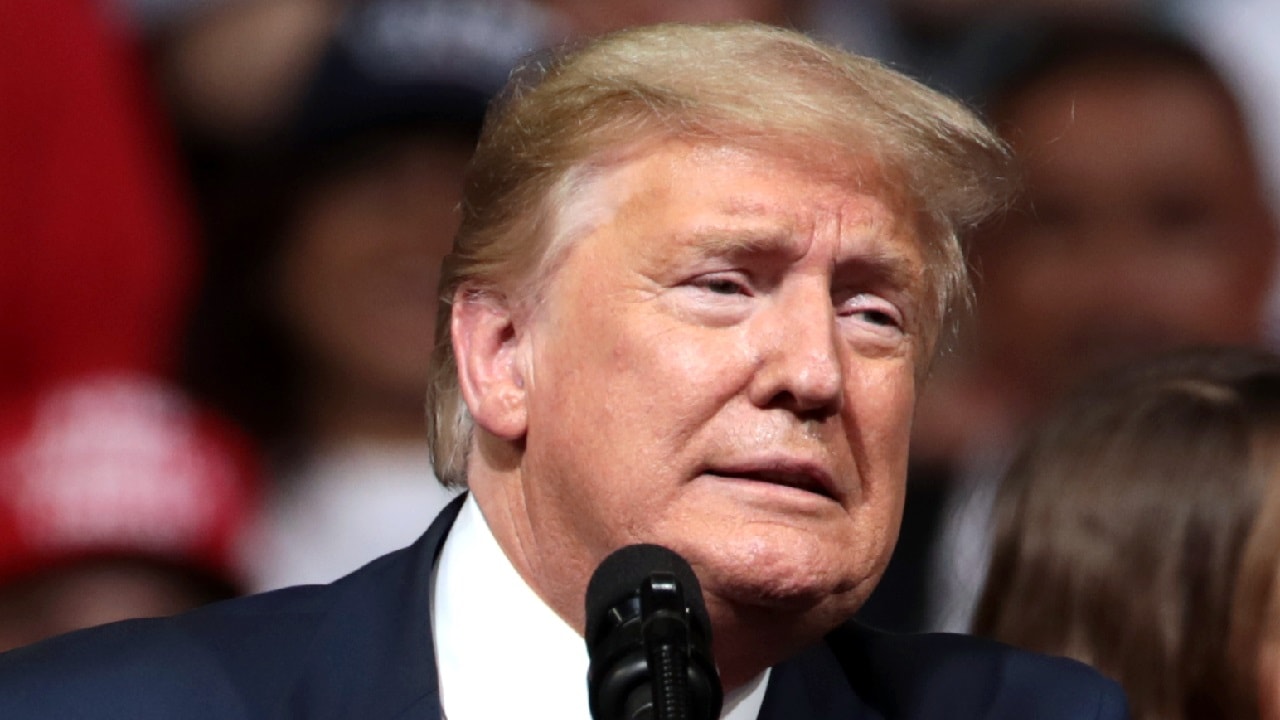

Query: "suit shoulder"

xmin=0 ymin=584 xmax=333 ymax=719
xmin=828 ymin=623 xmax=1130 ymax=719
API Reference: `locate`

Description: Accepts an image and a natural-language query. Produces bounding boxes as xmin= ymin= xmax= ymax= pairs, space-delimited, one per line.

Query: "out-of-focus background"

xmin=3 ymin=0 xmax=1278 ymax=673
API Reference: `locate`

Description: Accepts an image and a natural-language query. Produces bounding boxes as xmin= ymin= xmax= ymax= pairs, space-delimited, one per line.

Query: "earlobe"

xmin=452 ymin=290 xmax=529 ymax=441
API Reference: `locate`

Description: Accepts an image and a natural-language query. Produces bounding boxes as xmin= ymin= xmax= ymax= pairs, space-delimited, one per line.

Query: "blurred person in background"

xmin=0 ymin=377 xmax=262 ymax=652
xmin=1174 ymin=0 xmax=1280 ymax=271
xmin=860 ymin=18 xmax=1280 ymax=633
xmin=973 ymin=345 xmax=1280 ymax=720
xmin=177 ymin=0 xmax=544 ymax=590
xmin=0 ymin=0 xmax=193 ymax=400
xmin=967 ymin=22 xmax=1277 ymax=428
xmin=0 ymin=0 xmax=264 ymax=648
xmin=1232 ymin=404 xmax=1280 ymax=720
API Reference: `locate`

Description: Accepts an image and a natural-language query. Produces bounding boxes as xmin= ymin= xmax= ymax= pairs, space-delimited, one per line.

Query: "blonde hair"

xmin=426 ymin=22 xmax=1013 ymax=486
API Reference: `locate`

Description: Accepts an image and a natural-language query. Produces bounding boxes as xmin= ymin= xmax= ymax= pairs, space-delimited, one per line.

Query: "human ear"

xmin=451 ymin=289 xmax=529 ymax=441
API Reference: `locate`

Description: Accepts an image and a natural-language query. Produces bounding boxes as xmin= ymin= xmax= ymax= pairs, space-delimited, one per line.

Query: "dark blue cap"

xmin=288 ymin=0 xmax=550 ymax=149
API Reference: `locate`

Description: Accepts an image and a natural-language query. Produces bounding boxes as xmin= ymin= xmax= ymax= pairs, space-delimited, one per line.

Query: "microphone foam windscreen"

xmin=584 ymin=543 xmax=710 ymax=646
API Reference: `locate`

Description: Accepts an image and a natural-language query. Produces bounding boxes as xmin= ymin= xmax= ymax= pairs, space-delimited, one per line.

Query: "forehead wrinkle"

xmin=683 ymin=189 xmax=923 ymax=276
xmin=833 ymin=250 xmax=922 ymax=291
xmin=693 ymin=189 xmax=875 ymax=261
xmin=829 ymin=190 xmax=920 ymax=271
xmin=682 ymin=224 xmax=802 ymax=262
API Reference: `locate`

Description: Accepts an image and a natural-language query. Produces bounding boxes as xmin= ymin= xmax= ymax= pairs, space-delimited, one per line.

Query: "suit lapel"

xmin=757 ymin=642 xmax=883 ymax=720
xmin=289 ymin=496 xmax=891 ymax=720
xmin=288 ymin=495 xmax=467 ymax=720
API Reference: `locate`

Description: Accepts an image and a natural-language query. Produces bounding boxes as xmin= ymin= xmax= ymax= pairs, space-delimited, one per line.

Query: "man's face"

xmin=515 ymin=140 xmax=924 ymax=627
xmin=976 ymin=61 xmax=1277 ymax=402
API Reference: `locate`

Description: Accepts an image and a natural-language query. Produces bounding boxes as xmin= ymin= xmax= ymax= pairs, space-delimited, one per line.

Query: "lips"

xmin=702 ymin=459 xmax=839 ymax=501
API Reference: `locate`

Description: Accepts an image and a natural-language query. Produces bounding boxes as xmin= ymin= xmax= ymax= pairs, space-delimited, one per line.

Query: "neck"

xmin=467 ymin=448 xmax=822 ymax=696
xmin=467 ymin=459 xmax=593 ymax=633
xmin=472 ymin=477 xmax=802 ymax=695
xmin=704 ymin=597 xmax=825 ymax=692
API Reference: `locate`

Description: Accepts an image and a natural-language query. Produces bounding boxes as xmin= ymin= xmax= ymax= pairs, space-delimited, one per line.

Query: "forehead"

xmin=556 ymin=139 xmax=923 ymax=267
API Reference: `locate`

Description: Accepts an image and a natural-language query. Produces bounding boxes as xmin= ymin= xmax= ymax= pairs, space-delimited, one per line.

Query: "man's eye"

xmin=856 ymin=309 xmax=900 ymax=328
xmin=694 ymin=276 xmax=750 ymax=296
xmin=839 ymin=293 xmax=903 ymax=331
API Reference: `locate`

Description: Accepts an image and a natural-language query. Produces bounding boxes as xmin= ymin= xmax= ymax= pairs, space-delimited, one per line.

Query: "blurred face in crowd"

xmin=277 ymin=135 xmax=471 ymax=425
xmin=464 ymin=138 xmax=927 ymax=652
xmin=975 ymin=58 xmax=1277 ymax=403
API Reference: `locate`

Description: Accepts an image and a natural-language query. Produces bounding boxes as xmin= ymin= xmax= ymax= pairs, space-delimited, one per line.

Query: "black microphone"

xmin=584 ymin=544 xmax=723 ymax=720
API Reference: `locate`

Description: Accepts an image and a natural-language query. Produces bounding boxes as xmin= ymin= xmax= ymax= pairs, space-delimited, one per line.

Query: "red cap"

xmin=0 ymin=375 xmax=262 ymax=592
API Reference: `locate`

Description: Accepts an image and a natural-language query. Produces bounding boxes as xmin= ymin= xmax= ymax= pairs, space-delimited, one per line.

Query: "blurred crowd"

xmin=4 ymin=0 xmax=1280 ymax=716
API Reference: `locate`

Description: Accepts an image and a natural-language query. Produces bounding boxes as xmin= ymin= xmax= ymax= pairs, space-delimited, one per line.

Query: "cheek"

xmin=532 ymin=307 xmax=716 ymax=469
xmin=849 ymin=363 xmax=915 ymax=446
xmin=592 ymin=304 xmax=748 ymax=413
xmin=841 ymin=362 xmax=914 ymax=504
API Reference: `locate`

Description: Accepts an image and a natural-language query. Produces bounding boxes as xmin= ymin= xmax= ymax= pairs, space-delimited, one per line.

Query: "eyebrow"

xmin=683 ymin=225 xmax=800 ymax=260
xmin=681 ymin=226 xmax=923 ymax=286
xmin=832 ymin=250 xmax=923 ymax=293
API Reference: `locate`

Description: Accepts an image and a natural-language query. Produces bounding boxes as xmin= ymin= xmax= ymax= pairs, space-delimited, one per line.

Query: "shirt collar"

xmin=431 ymin=494 xmax=768 ymax=719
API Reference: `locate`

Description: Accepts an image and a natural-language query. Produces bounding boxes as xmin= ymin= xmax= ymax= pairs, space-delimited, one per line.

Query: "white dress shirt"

xmin=432 ymin=495 xmax=769 ymax=719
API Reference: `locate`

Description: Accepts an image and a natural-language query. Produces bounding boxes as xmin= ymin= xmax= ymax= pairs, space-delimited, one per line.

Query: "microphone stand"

xmin=585 ymin=545 xmax=722 ymax=720
xmin=641 ymin=574 xmax=692 ymax=720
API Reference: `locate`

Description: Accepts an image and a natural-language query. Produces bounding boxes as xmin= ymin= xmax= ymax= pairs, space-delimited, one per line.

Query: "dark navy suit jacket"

xmin=0 ymin=496 xmax=1128 ymax=718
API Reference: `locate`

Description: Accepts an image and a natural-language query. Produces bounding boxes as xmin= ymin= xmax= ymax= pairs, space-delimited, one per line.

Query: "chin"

xmin=684 ymin=532 xmax=868 ymax=616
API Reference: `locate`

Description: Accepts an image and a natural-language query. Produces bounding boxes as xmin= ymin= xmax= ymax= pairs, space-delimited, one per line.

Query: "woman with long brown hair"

xmin=974 ymin=346 xmax=1280 ymax=719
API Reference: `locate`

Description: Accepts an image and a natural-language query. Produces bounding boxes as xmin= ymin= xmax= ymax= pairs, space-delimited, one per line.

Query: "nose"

xmin=747 ymin=287 xmax=844 ymax=420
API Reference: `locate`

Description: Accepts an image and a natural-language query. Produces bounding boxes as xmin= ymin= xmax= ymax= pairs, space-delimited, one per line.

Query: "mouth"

xmin=702 ymin=461 xmax=838 ymax=502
